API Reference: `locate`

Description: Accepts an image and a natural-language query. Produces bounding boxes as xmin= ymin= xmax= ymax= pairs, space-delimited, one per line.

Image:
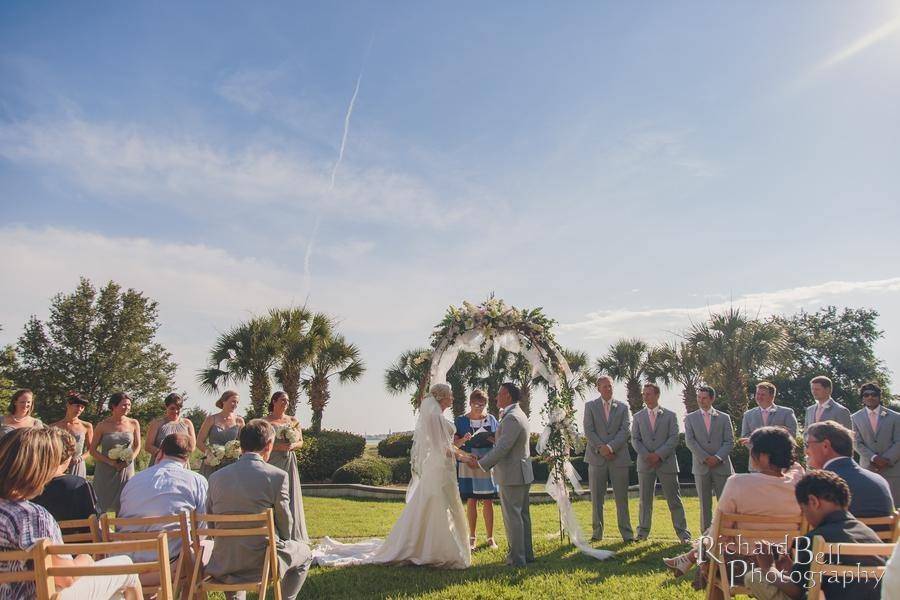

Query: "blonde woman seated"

xmin=0 ymin=428 xmax=143 ymax=600
xmin=663 ymin=426 xmax=804 ymax=580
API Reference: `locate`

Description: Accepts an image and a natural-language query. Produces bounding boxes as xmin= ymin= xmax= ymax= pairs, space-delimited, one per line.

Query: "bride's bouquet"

xmin=224 ymin=439 xmax=242 ymax=460
xmin=277 ymin=422 xmax=301 ymax=445
xmin=204 ymin=444 xmax=226 ymax=467
xmin=107 ymin=443 xmax=134 ymax=463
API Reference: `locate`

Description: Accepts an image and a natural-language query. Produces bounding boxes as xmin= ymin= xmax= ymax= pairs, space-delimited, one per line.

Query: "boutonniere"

xmin=881 ymin=409 xmax=888 ymax=418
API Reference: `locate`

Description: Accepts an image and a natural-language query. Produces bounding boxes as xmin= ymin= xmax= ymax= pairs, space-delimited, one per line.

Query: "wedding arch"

xmin=416 ymin=297 xmax=613 ymax=560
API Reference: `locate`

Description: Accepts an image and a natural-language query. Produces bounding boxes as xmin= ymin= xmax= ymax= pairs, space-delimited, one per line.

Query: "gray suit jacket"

xmin=852 ymin=406 xmax=900 ymax=476
xmin=740 ymin=405 xmax=799 ymax=438
xmin=805 ymin=398 xmax=852 ymax=430
xmin=683 ymin=408 xmax=735 ymax=476
xmin=206 ymin=453 xmax=309 ymax=582
xmin=478 ymin=403 xmax=534 ymax=486
xmin=583 ymin=397 xmax=632 ymax=467
xmin=631 ymin=407 xmax=679 ymax=474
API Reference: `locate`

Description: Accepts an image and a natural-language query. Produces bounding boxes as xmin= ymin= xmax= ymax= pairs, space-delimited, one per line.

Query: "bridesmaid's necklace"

xmin=11 ymin=414 xmax=28 ymax=423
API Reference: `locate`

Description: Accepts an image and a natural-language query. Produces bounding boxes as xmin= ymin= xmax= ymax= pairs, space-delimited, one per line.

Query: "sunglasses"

xmin=862 ymin=391 xmax=880 ymax=398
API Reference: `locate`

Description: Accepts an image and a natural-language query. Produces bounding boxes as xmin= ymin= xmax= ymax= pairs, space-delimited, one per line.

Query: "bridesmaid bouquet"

xmin=224 ymin=439 xmax=242 ymax=460
xmin=277 ymin=422 xmax=301 ymax=444
xmin=204 ymin=444 xmax=226 ymax=467
xmin=107 ymin=443 xmax=134 ymax=463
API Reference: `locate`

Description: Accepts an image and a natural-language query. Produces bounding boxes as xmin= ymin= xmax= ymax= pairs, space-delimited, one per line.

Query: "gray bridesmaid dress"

xmin=65 ymin=428 xmax=88 ymax=477
xmin=268 ymin=423 xmax=309 ymax=542
xmin=152 ymin=418 xmax=190 ymax=463
xmin=0 ymin=418 xmax=43 ymax=439
xmin=93 ymin=430 xmax=135 ymax=513
xmin=199 ymin=422 xmax=241 ymax=478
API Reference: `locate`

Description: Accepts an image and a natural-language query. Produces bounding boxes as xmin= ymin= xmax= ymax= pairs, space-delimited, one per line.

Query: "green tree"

xmin=385 ymin=347 xmax=433 ymax=409
xmin=688 ymin=307 xmax=787 ymax=417
xmin=0 ymin=326 xmax=18 ymax=407
xmin=182 ymin=404 xmax=209 ymax=433
xmin=301 ymin=333 xmax=365 ymax=433
xmin=654 ymin=340 xmax=706 ymax=413
xmin=595 ymin=338 xmax=665 ymax=412
xmin=770 ymin=306 xmax=891 ymax=416
xmin=12 ymin=278 xmax=176 ymax=422
xmin=199 ymin=316 xmax=279 ymax=419
xmin=270 ymin=307 xmax=330 ymax=415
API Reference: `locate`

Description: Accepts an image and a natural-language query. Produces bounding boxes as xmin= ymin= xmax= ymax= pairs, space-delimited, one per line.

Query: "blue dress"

xmin=455 ymin=414 xmax=500 ymax=500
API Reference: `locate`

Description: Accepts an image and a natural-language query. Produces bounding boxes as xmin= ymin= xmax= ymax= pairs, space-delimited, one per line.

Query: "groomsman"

xmin=739 ymin=382 xmax=799 ymax=444
xmin=804 ymin=375 xmax=852 ymax=430
xmin=631 ymin=383 xmax=691 ymax=543
xmin=683 ymin=386 xmax=734 ymax=532
xmin=852 ymin=382 xmax=900 ymax=507
xmin=583 ymin=375 xmax=633 ymax=542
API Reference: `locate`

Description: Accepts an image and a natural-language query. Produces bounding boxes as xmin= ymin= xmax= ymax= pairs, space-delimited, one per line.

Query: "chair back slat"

xmin=57 ymin=514 xmax=101 ymax=543
xmin=858 ymin=511 xmax=899 ymax=542
xmin=806 ymin=536 xmax=894 ymax=600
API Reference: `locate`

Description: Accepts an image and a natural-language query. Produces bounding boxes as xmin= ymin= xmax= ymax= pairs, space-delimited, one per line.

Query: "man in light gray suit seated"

xmin=206 ymin=419 xmax=312 ymax=600
xmin=469 ymin=382 xmax=534 ymax=567
xmin=583 ymin=375 xmax=633 ymax=542
xmin=852 ymin=382 xmax=900 ymax=507
xmin=683 ymin=385 xmax=734 ymax=532
xmin=804 ymin=375 xmax=852 ymax=430
xmin=631 ymin=383 xmax=691 ymax=543
xmin=739 ymin=381 xmax=798 ymax=446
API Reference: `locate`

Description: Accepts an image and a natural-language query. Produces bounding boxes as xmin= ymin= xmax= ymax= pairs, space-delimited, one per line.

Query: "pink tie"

xmin=603 ymin=402 xmax=611 ymax=421
xmin=762 ymin=409 xmax=769 ymax=426
xmin=815 ymin=404 xmax=825 ymax=422
xmin=648 ymin=409 xmax=657 ymax=432
xmin=703 ymin=411 xmax=711 ymax=434
xmin=870 ymin=411 xmax=879 ymax=433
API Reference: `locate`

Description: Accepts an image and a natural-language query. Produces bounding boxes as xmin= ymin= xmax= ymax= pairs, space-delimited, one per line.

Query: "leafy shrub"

xmin=377 ymin=433 xmax=414 ymax=458
xmin=332 ymin=457 xmax=393 ymax=486
xmin=386 ymin=457 xmax=412 ymax=484
xmin=297 ymin=429 xmax=366 ymax=482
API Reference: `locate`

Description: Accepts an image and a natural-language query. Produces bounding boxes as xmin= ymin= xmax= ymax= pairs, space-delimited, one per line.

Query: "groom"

xmin=466 ymin=382 xmax=534 ymax=567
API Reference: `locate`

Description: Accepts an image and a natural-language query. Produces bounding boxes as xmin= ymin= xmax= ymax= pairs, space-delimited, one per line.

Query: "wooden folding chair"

xmin=705 ymin=511 xmax=808 ymax=600
xmin=806 ymin=535 xmax=895 ymax=600
xmin=57 ymin=514 xmax=101 ymax=543
xmin=101 ymin=512 xmax=191 ymax=599
xmin=858 ymin=511 xmax=900 ymax=542
xmin=44 ymin=533 xmax=174 ymax=600
xmin=0 ymin=538 xmax=55 ymax=600
xmin=188 ymin=509 xmax=282 ymax=600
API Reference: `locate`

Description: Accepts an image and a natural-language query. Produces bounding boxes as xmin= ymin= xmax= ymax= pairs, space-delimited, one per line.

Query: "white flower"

xmin=278 ymin=424 xmax=300 ymax=444
xmin=413 ymin=351 xmax=431 ymax=366
xmin=224 ymin=440 xmax=242 ymax=460
xmin=204 ymin=444 xmax=226 ymax=466
xmin=107 ymin=443 xmax=133 ymax=463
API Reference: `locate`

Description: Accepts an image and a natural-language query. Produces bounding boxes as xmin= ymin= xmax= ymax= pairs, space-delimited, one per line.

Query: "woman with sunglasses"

xmin=50 ymin=392 xmax=93 ymax=477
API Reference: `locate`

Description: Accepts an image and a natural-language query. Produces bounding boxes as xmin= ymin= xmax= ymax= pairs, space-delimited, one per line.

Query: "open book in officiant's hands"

xmin=469 ymin=427 xmax=494 ymax=448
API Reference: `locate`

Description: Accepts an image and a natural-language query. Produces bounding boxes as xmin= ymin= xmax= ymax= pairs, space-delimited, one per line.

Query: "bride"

xmin=313 ymin=383 xmax=472 ymax=569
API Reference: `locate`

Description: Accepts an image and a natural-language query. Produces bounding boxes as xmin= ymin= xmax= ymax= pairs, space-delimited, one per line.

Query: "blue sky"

xmin=2 ymin=2 xmax=899 ymax=433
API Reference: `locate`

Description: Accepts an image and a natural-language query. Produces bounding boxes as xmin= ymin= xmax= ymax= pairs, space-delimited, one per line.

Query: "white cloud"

xmin=814 ymin=17 xmax=900 ymax=74
xmin=0 ymin=117 xmax=469 ymax=228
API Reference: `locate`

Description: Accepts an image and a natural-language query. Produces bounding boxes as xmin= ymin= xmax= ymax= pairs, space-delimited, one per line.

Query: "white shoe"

xmin=663 ymin=553 xmax=693 ymax=577
xmin=469 ymin=536 xmax=477 ymax=550
xmin=486 ymin=537 xmax=498 ymax=549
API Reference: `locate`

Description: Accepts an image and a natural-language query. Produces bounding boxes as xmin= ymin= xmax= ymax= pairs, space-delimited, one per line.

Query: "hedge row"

xmin=297 ymin=429 xmax=367 ymax=482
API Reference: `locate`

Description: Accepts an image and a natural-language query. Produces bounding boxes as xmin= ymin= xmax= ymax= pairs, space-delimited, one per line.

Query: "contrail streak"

xmin=329 ymin=71 xmax=363 ymax=190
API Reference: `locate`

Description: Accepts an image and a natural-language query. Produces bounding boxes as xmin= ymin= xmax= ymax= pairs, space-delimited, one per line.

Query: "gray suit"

xmin=631 ymin=406 xmax=690 ymax=541
xmin=583 ymin=397 xmax=633 ymax=540
xmin=478 ymin=403 xmax=534 ymax=566
xmin=804 ymin=398 xmax=852 ymax=430
xmin=206 ymin=453 xmax=312 ymax=600
xmin=684 ymin=408 xmax=735 ymax=532
xmin=852 ymin=406 xmax=900 ymax=507
xmin=740 ymin=405 xmax=799 ymax=439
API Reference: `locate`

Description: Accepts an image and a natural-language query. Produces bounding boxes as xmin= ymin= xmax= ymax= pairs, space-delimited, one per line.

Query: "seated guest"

xmin=205 ymin=419 xmax=312 ymax=600
xmin=118 ymin=432 xmax=208 ymax=587
xmin=745 ymin=470 xmax=885 ymax=600
xmin=804 ymin=420 xmax=894 ymax=517
xmin=0 ymin=428 xmax=143 ymax=600
xmin=32 ymin=427 xmax=100 ymax=524
xmin=663 ymin=426 xmax=804 ymax=578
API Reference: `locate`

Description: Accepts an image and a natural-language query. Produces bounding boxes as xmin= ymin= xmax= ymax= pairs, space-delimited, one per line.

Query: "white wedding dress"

xmin=313 ymin=395 xmax=472 ymax=569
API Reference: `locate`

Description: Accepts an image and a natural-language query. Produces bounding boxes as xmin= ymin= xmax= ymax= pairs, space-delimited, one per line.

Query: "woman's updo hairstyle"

xmin=215 ymin=390 xmax=239 ymax=410
xmin=268 ymin=391 xmax=289 ymax=413
xmin=164 ymin=393 xmax=184 ymax=408
xmin=108 ymin=392 xmax=131 ymax=410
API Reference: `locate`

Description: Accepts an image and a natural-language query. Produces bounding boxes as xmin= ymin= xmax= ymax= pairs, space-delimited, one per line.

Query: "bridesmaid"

xmin=197 ymin=390 xmax=244 ymax=478
xmin=90 ymin=392 xmax=141 ymax=513
xmin=264 ymin=391 xmax=308 ymax=541
xmin=50 ymin=392 xmax=93 ymax=477
xmin=144 ymin=393 xmax=196 ymax=463
xmin=0 ymin=389 xmax=43 ymax=438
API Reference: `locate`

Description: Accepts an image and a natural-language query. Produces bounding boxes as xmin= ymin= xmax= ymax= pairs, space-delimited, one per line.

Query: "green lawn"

xmin=209 ymin=495 xmax=707 ymax=600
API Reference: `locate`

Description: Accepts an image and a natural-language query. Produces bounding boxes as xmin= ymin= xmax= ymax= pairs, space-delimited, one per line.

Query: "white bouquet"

xmin=277 ymin=423 xmax=300 ymax=445
xmin=204 ymin=444 xmax=225 ymax=467
xmin=108 ymin=443 xmax=134 ymax=463
xmin=224 ymin=439 xmax=242 ymax=460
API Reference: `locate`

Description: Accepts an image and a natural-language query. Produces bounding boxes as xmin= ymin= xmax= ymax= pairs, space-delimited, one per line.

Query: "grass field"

xmin=207 ymin=494 xmax=706 ymax=600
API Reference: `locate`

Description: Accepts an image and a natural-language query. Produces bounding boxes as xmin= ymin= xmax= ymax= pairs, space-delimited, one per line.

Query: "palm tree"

xmin=688 ymin=307 xmax=787 ymax=416
xmin=199 ymin=316 xmax=280 ymax=419
xmin=270 ymin=307 xmax=330 ymax=415
xmin=301 ymin=333 xmax=365 ymax=433
xmin=595 ymin=338 xmax=665 ymax=412
xmin=654 ymin=340 xmax=706 ymax=413
xmin=384 ymin=347 xmax=432 ymax=410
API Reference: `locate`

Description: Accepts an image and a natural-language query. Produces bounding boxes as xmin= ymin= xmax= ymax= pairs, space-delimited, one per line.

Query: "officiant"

xmin=454 ymin=389 xmax=501 ymax=551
